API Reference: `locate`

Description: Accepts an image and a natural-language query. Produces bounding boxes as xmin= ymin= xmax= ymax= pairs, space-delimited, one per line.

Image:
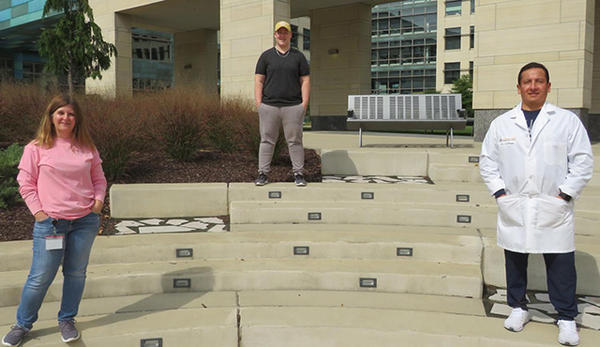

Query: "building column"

xmin=219 ymin=0 xmax=290 ymax=99
xmin=86 ymin=9 xmax=133 ymax=97
xmin=174 ymin=29 xmax=218 ymax=94
xmin=309 ymin=3 xmax=371 ymax=128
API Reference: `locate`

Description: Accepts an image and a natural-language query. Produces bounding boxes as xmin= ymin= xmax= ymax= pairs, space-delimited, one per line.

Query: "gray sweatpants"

xmin=258 ymin=103 xmax=305 ymax=175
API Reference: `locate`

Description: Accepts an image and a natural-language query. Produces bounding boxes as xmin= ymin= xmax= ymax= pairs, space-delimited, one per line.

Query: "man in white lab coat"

xmin=480 ymin=62 xmax=594 ymax=346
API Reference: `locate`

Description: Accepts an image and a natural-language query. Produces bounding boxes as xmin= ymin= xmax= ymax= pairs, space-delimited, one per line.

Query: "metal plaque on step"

xmin=173 ymin=278 xmax=191 ymax=288
xmin=176 ymin=248 xmax=193 ymax=258
xmin=396 ymin=247 xmax=413 ymax=257
xmin=456 ymin=194 xmax=470 ymax=203
xmin=457 ymin=215 xmax=472 ymax=223
xmin=268 ymin=191 xmax=282 ymax=199
xmin=294 ymin=246 xmax=310 ymax=255
xmin=468 ymin=156 xmax=480 ymax=163
xmin=361 ymin=192 xmax=375 ymax=200
xmin=308 ymin=212 xmax=322 ymax=221
xmin=360 ymin=278 xmax=377 ymax=288
xmin=141 ymin=338 xmax=163 ymax=347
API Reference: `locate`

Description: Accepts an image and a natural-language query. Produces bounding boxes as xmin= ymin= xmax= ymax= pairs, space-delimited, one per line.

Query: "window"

xmin=0 ymin=57 xmax=13 ymax=81
xmin=470 ymin=26 xmax=474 ymax=49
xmin=291 ymin=24 xmax=299 ymax=49
xmin=471 ymin=0 xmax=475 ymax=13
xmin=445 ymin=27 xmax=461 ymax=50
xmin=132 ymin=32 xmax=172 ymax=62
xmin=303 ymin=28 xmax=310 ymax=51
xmin=445 ymin=0 xmax=462 ymax=15
xmin=372 ymin=37 xmax=436 ymax=66
xmin=372 ymin=3 xmax=436 ymax=36
xmin=444 ymin=62 xmax=461 ymax=84
xmin=372 ymin=68 xmax=435 ymax=94
xmin=370 ymin=1 xmax=438 ymax=94
xmin=22 ymin=62 xmax=45 ymax=83
xmin=132 ymin=78 xmax=171 ymax=92
xmin=469 ymin=61 xmax=474 ymax=79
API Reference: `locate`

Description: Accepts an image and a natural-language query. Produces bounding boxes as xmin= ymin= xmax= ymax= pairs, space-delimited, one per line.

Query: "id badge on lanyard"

xmin=45 ymin=219 xmax=64 ymax=251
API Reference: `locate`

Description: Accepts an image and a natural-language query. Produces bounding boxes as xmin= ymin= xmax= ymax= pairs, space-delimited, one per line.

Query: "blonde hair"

xmin=34 ymin=94 xmax=96 ymax=150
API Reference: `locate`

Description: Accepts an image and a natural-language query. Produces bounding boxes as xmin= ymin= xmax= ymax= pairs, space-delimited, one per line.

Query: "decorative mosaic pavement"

xmin=485 ymin=287 xmax=600 ymax=330
xmin=322 ymin=175 xmax=432 ymax=184
xmin=114 ymin=217 xmax=227 ymax=235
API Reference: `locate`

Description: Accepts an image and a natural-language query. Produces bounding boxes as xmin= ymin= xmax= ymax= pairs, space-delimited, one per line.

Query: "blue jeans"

xmin=16 ymin=212 xmax=100 ymax=329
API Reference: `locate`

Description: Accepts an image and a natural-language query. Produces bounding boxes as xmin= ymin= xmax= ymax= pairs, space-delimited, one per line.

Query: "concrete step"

xmin=239 ymin=306 xmax=599 ymax=347
xmin=0 ymin=291 xmax=485 ymax=327
xmin=0 ymin=230 xmax=482 ymax=272
xmin=427 ymin=151 xmax=482 ymax=166
xmin=109 ymin=183 xmax=228 ymax=218
xmin=0 ymin=291 xmax=487 ymax=347
xmin=320 ymin=149 xmax=428 ymax=176
xmin=482 ymin=233 xmax=600 ymax=296
xmin=3 ymin=291 xmax=597 ymax=346
xmin=229 ymin=201 xmax=497 ymax=228
xmin=428 ymin=163 xmax=483 ymax=183
xmin=229 ymin=182 xmax=495 ymax=207
xmin=237 ymin=290 xmax=486 ymax=315
xmin=0 ymin=306 xmax=237 ymax=347
xmin=229 ymin=201 xmax=600 ymax=231
xmin=0 ymin=258 xmax=483 ymax=307
xmin=230 ymin=223 xmax=482 ymax=235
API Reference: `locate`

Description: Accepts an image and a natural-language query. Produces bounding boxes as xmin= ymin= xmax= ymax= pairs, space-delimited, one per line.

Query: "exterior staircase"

xmin=1 ymin=134 xmax=598 ymax=346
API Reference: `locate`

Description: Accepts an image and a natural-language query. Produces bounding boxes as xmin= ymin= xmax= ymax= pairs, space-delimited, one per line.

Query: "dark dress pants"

xmin=504 ymin=249 xmax=578 ymax=320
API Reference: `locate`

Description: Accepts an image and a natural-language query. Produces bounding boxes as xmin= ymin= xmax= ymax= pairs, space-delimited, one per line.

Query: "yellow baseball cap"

xmin=274 ymin=21 xmax=291 ymax=32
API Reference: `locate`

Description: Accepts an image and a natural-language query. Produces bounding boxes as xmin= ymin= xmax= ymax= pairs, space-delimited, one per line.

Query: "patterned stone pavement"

xmin=322 ymin=175 xmax=431 ymax=184
xmin=114 ymin=217 xmax=226 ymax=235
xmin=486 ymin=288 xmax=600 ymax=330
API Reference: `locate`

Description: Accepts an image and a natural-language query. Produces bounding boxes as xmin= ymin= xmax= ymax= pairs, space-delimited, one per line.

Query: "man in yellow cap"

xmin=254 ymin=20 xmax=310 ymax=186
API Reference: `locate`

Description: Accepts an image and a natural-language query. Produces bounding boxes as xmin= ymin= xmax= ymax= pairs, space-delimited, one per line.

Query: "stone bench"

xmin=346 ymin=94 xmax=467 ymax=147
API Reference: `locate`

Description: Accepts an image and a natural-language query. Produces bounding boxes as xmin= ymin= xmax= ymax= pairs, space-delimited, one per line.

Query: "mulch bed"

xmin=0 ymin=148 xmax=321 ymax=241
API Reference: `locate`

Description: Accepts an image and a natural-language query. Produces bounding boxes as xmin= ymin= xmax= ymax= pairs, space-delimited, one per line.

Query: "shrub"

xmin=203 ymin=98 xmax=248 ymax=153
xmin=147 ymin=89 xmax=206 ymax=162
xmin=0 ymin=144 xmax=24 ymax=209
xmin=163 ymin=106 xmax=204 ymax=161
xmin=0 ymin=83 xmax=55 ymax=144
xmin=84 ymin=95 xmax=147 ymax=180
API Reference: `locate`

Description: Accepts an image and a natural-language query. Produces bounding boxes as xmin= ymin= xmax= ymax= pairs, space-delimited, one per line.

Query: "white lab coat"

xmin=480 ymin=102 xmax=594 ymax=253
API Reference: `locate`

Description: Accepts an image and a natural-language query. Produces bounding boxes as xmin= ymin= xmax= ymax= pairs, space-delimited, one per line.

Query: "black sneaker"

xmin=2 ymin=325 xmax=28 ymax=346
xmin=254 ymin=173 xmax=268 ymax=186
xmin=59 ymin=320 xmax=80 ymax=343
xmin=294 ymin=173 xmax=307 ymax=186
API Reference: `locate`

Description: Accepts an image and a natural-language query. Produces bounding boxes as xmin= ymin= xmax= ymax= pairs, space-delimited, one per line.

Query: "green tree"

xmin=451 ymin=74 xmax=473 ymax=118
xmin=38 ymin=0 xmax=117 ymax=95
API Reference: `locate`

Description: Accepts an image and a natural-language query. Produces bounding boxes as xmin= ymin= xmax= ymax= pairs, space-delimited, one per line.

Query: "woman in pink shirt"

xmin=2 ymin=95 xmax=107 ymax=347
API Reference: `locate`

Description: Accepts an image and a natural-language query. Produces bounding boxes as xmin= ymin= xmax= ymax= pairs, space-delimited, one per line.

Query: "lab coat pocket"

xmin=496 ymin=195 xmax=524 ymax=227
xmin=544 ymin=142 xmax=567 ymax=166
xmin=536 ymin=195 xmax=569 ymax=229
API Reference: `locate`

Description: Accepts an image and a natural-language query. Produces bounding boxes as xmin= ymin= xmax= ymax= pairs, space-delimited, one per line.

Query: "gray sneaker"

xmin=59 ymin=320 xmax=80 ymax=343
xmin=255 ymin=173 xmax=268 ymax=186
xmin=2 ymin=325 xmax=28 ymax=346
xmin=294 ymin=173 xmax=307 ymax=187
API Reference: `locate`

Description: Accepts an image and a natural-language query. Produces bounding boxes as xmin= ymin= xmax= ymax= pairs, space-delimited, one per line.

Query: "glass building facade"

xmin=0 ymin=0 xmax=59 ymax=82
xmin=371 ymin=0 xmax=437 ymax=94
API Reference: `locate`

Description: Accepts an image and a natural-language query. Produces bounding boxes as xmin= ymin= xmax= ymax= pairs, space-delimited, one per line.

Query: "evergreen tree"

xmin=38 ymin=0 xmax=117 ymax=95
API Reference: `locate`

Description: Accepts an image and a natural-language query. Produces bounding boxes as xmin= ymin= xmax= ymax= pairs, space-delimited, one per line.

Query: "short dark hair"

xmin=518 ymin=62 xmax=550 ymax=84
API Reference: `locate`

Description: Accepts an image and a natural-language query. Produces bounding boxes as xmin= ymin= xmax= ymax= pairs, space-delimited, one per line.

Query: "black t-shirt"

xmin=255 ymin=47 xmax=310 ymax=107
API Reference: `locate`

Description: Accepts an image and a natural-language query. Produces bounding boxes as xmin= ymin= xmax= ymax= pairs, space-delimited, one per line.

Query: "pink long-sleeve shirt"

xmin=17 ymin=138 xmax=107 ymax=220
